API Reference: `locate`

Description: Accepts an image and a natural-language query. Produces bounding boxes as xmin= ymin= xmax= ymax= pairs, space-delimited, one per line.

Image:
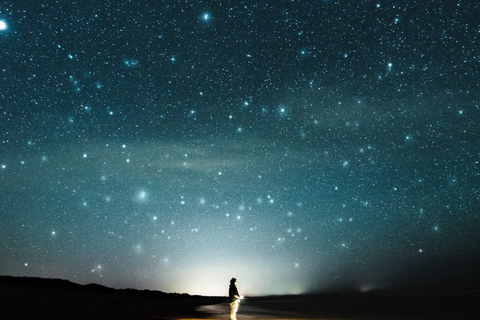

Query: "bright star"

xmin=0 ymin=20 xmax=7 ymax=30
xmin=277 ymin=106 xmax=289 ymax=117
xmin=136 ymin=190 xmax=147 ymax=202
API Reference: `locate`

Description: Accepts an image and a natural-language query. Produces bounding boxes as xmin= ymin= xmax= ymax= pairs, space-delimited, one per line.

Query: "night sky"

xmin=1 ymin=1 xmax=480 ymax=296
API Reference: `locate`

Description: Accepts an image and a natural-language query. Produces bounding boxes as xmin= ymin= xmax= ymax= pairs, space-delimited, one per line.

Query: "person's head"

xmin=230 ymin=278 xmax=237 ymax=284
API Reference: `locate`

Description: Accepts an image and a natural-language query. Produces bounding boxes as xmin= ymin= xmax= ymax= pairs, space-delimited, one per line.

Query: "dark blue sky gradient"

xmin=1 ymin=0 xmax=479 ymax=295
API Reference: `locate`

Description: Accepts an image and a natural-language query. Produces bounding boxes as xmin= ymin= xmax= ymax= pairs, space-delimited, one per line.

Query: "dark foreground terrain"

xmin=0 ymin=275 xmax=224 ymax=319
xmin=1 ymin=275 xmax=479 ymax=319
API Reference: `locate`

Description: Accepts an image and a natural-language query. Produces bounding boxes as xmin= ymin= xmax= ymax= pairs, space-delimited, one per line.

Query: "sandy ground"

xmin=1 ymin=276 xmax=479 ymax=319
xmin=192 ymin=292 xmax=480 ymax=320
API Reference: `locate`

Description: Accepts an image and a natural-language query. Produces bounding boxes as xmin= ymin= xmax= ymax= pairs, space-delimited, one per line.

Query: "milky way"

xmin=1 ymin=1 xmax=479 ymax=296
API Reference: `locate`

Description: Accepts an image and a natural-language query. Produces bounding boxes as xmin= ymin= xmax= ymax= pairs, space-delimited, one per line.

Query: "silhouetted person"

xmin=229 ymin=278 xmax=243 ymax=320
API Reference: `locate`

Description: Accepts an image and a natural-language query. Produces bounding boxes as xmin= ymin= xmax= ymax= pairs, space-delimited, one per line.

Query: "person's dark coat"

xmin=229 ymin=282 xmax=240 ymax=303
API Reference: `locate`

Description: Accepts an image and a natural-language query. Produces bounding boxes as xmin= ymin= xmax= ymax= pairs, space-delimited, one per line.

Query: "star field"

xmin=1 ymin=1 xmax=480 ymax=296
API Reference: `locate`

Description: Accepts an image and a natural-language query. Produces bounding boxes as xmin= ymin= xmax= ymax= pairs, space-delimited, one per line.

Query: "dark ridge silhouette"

xmin=0 ymin=275 xmax=203 ymax=298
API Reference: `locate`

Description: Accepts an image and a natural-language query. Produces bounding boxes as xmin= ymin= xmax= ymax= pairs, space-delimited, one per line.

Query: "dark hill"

xmin=0 ymin=275 xmax=184 ymax=297
xmin=0 ymin=275 xmax=226 ymax=320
